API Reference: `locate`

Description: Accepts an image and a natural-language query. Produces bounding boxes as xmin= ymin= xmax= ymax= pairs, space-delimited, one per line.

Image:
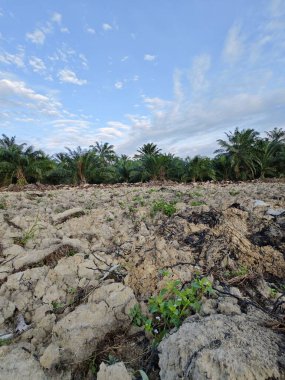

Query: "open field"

xmin=0 ymin=181 xmax=284 ymax=379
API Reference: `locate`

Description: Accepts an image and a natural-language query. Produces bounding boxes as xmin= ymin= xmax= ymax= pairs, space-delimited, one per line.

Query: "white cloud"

xmin=223 ymin=24 xmax=244 ymax=63
xmin=79 ymin=53 xmax=88 ymax=68
xmin=102 ymin=23 xmax=112 ymax=31
xmin=58 ymin=69 xmax=87 ymax=85
xmin=86 ymin=27 xmax=96 ymax=34
xmin=121 ymin=56 xmax=129 ymax=62
xmin=51 ymin=12 xmax=62 ymax=24
xmin=0 ymin=79 xmax=62 ymax=118
xmin=144 ymin=54 xmax=156 ymax=61
xmin=189 ymin=54 xmax=211 ymax=93
xmin=26 ymin=29 xmax=46 ymax=45
xmin=133 ymin=75 xmax=139 ymax=81
xmin=114 ymin=81 xmax=123 ymax=89
xmin=29 ymin=56 xmax=46 ymax=73
xmin=0 ymin=48 xmax=25 ymax=68
xmin=60 ymin=27 xmax=69 ymax=33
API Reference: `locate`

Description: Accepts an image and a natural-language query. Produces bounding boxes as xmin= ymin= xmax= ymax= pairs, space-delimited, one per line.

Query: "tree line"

xmin=0 ymin=127 xmax=284 ymax=187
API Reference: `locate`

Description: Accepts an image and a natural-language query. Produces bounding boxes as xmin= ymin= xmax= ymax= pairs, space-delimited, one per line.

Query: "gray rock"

xmin=159 ymin=311 xmax=284 ymax=380
xmin=41 ymin=283 xmax=137 ymax=366
xmin=0 ymin=296 xmax=16 ymax=325
xmin=52 ymin=207 xmax=85 ymax=225
xmin=267 ymin=208 xmax=285 ymax=217
xmin=0 ymin=346 xmax=48 ymax=380
xmin=97 ymin=362 xmax=132 ymax=380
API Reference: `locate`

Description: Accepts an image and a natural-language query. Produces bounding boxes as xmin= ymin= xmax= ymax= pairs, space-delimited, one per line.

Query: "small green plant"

xmin=190 ymin=200 xmax=206 ymax=206
xmin=106 ymin=217 xmax=113 ymax=222
xmin=0 ymin=198 xmax=7 ymax=210
xmin=67 ymin=287 xmax=76 ymax=294
xmin=229 ymin=189 xmax=240 ymax=196
xmin=189 ymin=191 xmax=203 ymax=198
xmin=151 ymin=200 xmax=176 ymax=217
xmin=132 ymin=195 xmax=145 ymax=206
xmin=51 ymin=300 xmax=64 ymax=312
xmin=0 ymin=338 xmax=12 ymax=347
xmin=15 ymin=218 xmax=40 ymax=246
xmin=224 ymin=265 xmax=248 ymax=278
xmin=66 ymin=249 xmax=76 ymax=257
xmin=269 ymin=287 xmax=278 ymax=299
xmin=130 ymin=276 xmax=213 ymax=342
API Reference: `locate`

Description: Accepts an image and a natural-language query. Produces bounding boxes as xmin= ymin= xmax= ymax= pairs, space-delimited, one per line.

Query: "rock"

xmin=217 ymin=299 xmax=241 ymax=315
xmin=97 ymin=362 xmax=132 ymax=380
xmin=0 ymin=346 xmax=48 ymax=380
xmin=253 ymin=199 xmax=269 ymax=208
xmin=40 ymin=343 xmax=60 ymax=369
xmin=0 ymin=296 xmax=16 ymax=325
xmin=52 ymin=207 xmax=85 ymax=225
xmin=41 ymin=283 xmax=137 ymax=365
xmin=159 ymin=311 xmax=285 ymax=380
xmin=267 ymin=208 xmax=285 ymax=217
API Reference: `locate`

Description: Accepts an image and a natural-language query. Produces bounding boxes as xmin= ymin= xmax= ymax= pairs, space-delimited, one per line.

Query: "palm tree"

xmin=0 ymin=134 xmax=50 ymax=186
xmin=185 ymin=156 xmax=216 ymax=182
xmin=89 ymin=142 xmax=116 ymax=164
xmin=215 ymin=128 xmax=260 ymax=180
xmin=266 ymin=127 xmax=285 ymax=143
xmin=55 ymin=147 xmax=95 ymax=185
xmin=135 ymin=143 xmax=161 ymax=158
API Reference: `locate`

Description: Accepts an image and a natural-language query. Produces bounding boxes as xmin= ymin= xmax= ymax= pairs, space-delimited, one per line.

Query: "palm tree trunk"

xmin=16 ymin=166 xmax=28 ymax=185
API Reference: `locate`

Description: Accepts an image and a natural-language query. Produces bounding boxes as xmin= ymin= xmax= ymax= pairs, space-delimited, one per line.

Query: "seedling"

xmin=151 ymin=200 xmax=176 ymax=217
xmin=190 ymin=200 xmax=206 ymax=206
xmin=130 ymin=276 xmax=213 ymax=343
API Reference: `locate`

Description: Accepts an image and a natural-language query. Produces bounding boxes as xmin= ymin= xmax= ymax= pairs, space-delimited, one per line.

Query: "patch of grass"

xmin=190 ymin=200 xmax=206 ymax=206
xmin=229 ymin=189 xmax=240 ymax=196
xmin=224 ymin=265 xmax=248 ymax=278
xmin=189 ymin=191 xmax=203 ymax=198
xmin=51 ymin=300 xmax=65 ymax=312
xmin=132 ymin=195 xmax=145 ymax=206
xmin=14 ymin=218 xmax=40 ymax=247
xmin=151 ymin=200 xmax=176 ymax=217
xmin=0 ymin=338 xmax=12 ymax=347
xmin=0 ymin=198 xmax=7 ymax=210
xmin=130 ymin=276 xmax=213 ymax=343
xmin=269 ymin=287 xmax=278 ymax=299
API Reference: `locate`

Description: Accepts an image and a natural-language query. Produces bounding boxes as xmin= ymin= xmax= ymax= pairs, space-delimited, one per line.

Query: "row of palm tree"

xmin=0 ymin=127 xmax=284 ymax=187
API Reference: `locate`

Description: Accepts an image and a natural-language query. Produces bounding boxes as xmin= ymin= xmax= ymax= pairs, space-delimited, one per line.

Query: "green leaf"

xmin=139 ymin=370 xmax=149 ymax=380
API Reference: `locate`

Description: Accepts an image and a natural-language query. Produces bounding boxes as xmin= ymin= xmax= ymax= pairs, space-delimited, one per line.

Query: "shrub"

xmin=130 ymin=276 xmax=213 ymax=342
xmin=151 ymin=200 xmax=176 ymax=217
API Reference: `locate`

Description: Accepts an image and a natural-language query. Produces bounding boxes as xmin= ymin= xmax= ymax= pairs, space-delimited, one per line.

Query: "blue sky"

xmin=0 ymin=0 xmax=284 ymax=157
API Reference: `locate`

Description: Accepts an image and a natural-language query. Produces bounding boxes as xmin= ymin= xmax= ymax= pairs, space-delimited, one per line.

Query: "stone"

xmin=159 ymin=310 xmax=285 ymax=380
xmin=0 ymin=296 xmax=16 ymax=325
xmin=41 ymin=283 xmax=137 ymax=365
xmin=52 ymin=207 xmax=85 ymax=225
xmin=40 ymin=343 xmax=60 ymax=369
xmin=0 ymin=346 xmax=48 ymax=380
xmin=97 ymin=362 xmax=132 ymax=380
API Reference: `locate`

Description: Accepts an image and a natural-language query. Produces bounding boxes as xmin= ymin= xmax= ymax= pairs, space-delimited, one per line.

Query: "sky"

xmin=0 ymin=0 xmax=285 ymax=157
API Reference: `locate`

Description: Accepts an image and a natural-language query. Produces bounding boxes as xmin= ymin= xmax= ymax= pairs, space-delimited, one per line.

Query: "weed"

xmin=229 ymin=189 xmax=240 ymax=196
xmin=151 ymin=200 xmax=176 ymax=217
xmin=51 ymin=300 xmax=64 ymax=312
xmin=67 ymin=249 xmax=76 ymax=257
xmin=190 ymin=200 xmax=206 ymax=206
xmin=67 ymin=287 xmax=76 ymax=294
xmin=269 ymin=287 xmax=278 ymax=298
xmin=189 ymin=191 xmax=203 ymax=198
xmin=0 ymin=338 xmax=12 ymax=347
xmin=224 ymin=265 xmax=248 ymax=278
xmin=106 ymin=217 xmax=113 ymax=222
xmin=130 ymin=276 xmax=213 ymax=342
xmin=132 ymin=195 xmax=145 ymax=206
xmin=15 ymin=218 xmax=40 ymax=246
xmin=0 ymin=199 xmax=7 ymax=210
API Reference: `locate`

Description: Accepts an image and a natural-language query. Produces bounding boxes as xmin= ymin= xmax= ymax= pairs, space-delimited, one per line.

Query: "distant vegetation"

xmin=0 ymin=127 xmax=284 ymax=187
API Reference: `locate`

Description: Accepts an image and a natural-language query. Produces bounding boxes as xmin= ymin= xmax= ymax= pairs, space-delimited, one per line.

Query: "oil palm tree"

xmin=216 ymin=128 xmax=260 ymax=180
xmin=89 ymin=141 xmax=116 ymax=164
xmin=135 ymin=143 xmax=161 ymax=158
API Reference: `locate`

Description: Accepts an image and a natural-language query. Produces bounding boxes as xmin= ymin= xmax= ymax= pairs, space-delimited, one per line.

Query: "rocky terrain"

xmin=0 ymin=181 xmax=284 ymax=379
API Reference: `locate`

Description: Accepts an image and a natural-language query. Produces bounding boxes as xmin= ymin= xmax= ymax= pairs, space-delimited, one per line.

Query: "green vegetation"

xmin=130 ymin=276 xmax=213 ymax=343
xmin=0 ymin=198 xmax=7 ymax=209
xmin=190 ymin=200 xmax=206 ymax=206
xmin=0 ymin=127 xmax=284 ymax=187
xmin=224 ymin=265 xmax=248 ymax=278
xmin=14 ymin=218 xmax=40 ymax=246
xmin=151 ymin=200 xmax=176 ymax=217
xmin=229 ymin=189 xmax=240 ymax=196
